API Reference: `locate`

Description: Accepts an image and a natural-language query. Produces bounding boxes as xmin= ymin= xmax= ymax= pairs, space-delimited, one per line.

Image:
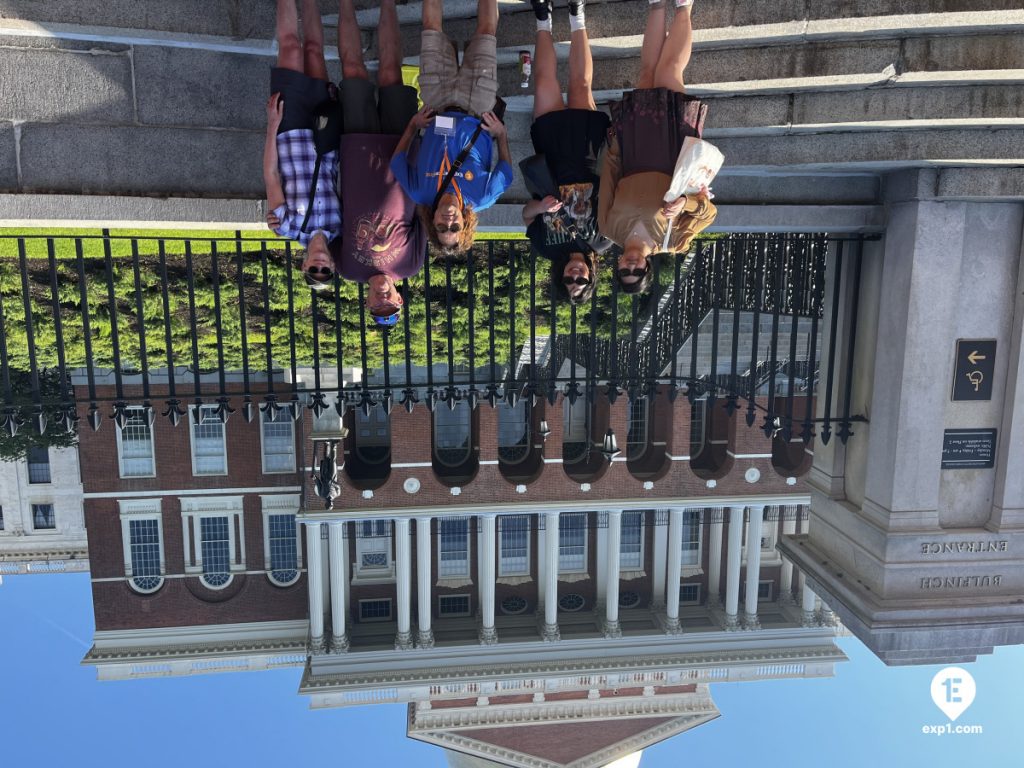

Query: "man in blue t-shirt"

xmin=389 ymin=0 xmax=513 ymax=256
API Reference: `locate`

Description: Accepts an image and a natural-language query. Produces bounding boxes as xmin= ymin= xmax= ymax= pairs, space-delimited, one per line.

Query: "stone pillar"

xmin=328 ymin=522 xmax=348 ymax=653
xmin=479 ymin=514 xmax=498 ymax=644
xmin=743 ymin=505 xmax=765 ymax=629
xmin=596 ymin=514 xmax=608 ymax=607
xmin=707 ymin=507 xmax=724 ymax=607
xmin=664 ymin=508 xmax=684 ymax=634
xmin=604 ymin=510 xmax=623 ymax=638
xmin=416 ymin=516 xmax=434 ymax=648
xmin=779 ymin=506 xmax=798 ymax=603
xmin=724 ymin=506 xmax=744 ymax=630
xmin=395 ymin=517 xmax=413 ymax=650
xmin=306 ymin=522 xmax=325 ymax=653
xmin=801 ymin=575 xmax=818 ymax=626
xmin=651 ymin=511 xmax=668 ymax=609
xmin=542 ymin=512 xmax=560 ymax=641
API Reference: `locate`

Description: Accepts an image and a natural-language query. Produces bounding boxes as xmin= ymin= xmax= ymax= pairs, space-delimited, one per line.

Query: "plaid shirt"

xmin=272 ymin=128 xmax=341 ymax=247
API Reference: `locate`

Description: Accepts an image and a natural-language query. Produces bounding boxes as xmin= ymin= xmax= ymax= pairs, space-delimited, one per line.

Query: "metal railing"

xmin=0 ymin=231 xmax=867 ymax=445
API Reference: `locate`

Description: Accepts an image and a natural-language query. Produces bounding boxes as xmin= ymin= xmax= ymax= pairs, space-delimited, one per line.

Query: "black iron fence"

xmin=0 ymin=231 xmax=867 ymax=445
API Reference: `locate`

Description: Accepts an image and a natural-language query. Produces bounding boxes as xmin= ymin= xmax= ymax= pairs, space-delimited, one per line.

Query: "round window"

xmin=618 ymin=591 xmax=641 ymax=609
xmin=558 ymin=593 xmax=585 ymax=612
xmin=501 ymin=595 xmax=528 ymax=615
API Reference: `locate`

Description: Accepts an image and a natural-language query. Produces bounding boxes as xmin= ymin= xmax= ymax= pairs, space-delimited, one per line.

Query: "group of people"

xmin=265 ymin=0 xmax=718 ymax=326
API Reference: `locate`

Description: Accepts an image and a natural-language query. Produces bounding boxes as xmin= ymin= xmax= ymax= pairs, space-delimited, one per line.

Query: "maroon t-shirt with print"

xmin=332 ymin=134 xmax=426 ymax=282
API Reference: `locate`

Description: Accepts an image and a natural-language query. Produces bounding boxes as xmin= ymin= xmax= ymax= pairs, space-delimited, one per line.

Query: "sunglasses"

xmin=562 ymin=275 xmax=591 ymax=287
xmin=617 ymin=267 xmax=648 ymax=279
xmin=436 ymin=223 xmax=462 ymax=234
xmin=305 ymin=266 xmax=334 ymax=280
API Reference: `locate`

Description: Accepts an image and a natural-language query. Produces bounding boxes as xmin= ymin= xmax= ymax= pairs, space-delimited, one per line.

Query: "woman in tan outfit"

xmin=598 ymin=0 xmax=717 ymax=294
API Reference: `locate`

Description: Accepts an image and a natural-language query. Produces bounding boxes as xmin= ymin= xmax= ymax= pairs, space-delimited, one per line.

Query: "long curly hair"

xmin=417 ymin=204 xmax=478 ymax=257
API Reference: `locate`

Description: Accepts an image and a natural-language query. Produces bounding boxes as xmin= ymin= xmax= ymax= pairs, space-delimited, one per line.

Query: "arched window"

xmin=119 ymin=500 xmax=165 ymax=595
xmin=562 ymin=398 xmax=588 ymax=463
xmin=627 ymin=398 xmax=648 ymax=457
xmin=262 ymin=496 xmax=301 ymax=587
xmin=690 ymin=397 xmax=708 ymax=457
xmin=434 ymin=401 xmax=472 ymax=466
xmin=200 ymin=516 xmax=232 ymax=588
xmin=497 ymin=401 xmax=530 ymax=464
xmin=355 ymin=405 xmax=392 ymax=464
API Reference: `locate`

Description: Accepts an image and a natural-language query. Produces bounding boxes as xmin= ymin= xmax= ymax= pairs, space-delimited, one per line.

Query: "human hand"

xmin=410 ymin=105 xmax=435 ymax=132
xmin=266 ymin=92 xmax=284 ymax=130
xmin=266 ymin=210 xmax=281 ymax=230
xmin=660 ymin=196 xmax=687 ymax=219
xmin=481 ymin=111 xmax=506 ymax=140
xmin=541 ymin=195 xmax=562 ymax=213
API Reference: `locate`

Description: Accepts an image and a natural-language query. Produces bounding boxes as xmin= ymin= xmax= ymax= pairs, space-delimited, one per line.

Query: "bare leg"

xmin=476 ymin=0 xmax=498 ymax=37
xmin=566 ymin=28 xmax=595 ymax=110
xmin=422 ymin=0 xmax=442 ymax=32
xmin=301 ymin=0 xmax=329 ymax=79
xmin=377 ymin=0 xmax=402 ymax=87
xmin=638 ymin=1 xmax=667 ymax=89
xmin=654 ymin=5 xmax=694 ymax=92
xmin=338 ymin=0 xmax=369 ymax=80
xmin=533 ymin=30 xmax=565 ymax=118
xmin=276 ymin=0 xmax=303 ymax=72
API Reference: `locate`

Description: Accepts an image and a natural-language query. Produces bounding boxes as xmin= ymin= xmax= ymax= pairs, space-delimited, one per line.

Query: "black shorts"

xmin=270 ymin=67 xmax=335 ymax=134
xmin=339 ymin=79 xmax=419 ymax=136
xmin=530 ymin=108 xmax=611 ymax=184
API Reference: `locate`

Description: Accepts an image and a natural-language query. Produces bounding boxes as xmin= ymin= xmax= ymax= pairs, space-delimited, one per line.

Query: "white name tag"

xmin=433 ymin=115 xmax=456 ymax=136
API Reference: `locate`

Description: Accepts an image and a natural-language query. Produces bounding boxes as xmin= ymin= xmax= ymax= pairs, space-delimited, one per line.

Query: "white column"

xmin=724 ymin=506 xmax=744 ymax=630
xmin=328 ymin=522 xmax=348 ymax=652
xmin=664 ymin=508 xmax=683 ymax=634
xmin=801 ymin=574 xmax=818 ymax=626
xmin=479 ymin=514 xmax=498 ymax=644
xmin=779 ymin=506 xmax=798 ymax=602
xmin=596 ymin=517 xmax=608 ymax=607
xmin=542 ymin=512 xmax=560 ymax=641
xmin=707 ymin=507 xmax=724 ymax=607
xmin=604 ymin=510 xmax=623 ymax=638
xmin=416 ymin=516 xmax=434 ymax=648
xmin=743 ymin=505 xmax=765 ymax=629
xmin=395 ymin=517 xmax=413 ymax=649
xmin=306 ymin=522 xmax=325 ymax=653
xmin=651 ymin=512 xmax=668 ymax=609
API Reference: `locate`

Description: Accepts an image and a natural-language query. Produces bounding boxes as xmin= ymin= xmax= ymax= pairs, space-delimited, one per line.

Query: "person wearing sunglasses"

xmin=263 ymin=0 xmax=341 ymax=291
xmin=389 ymin=0 xmax=514 ymax=257
xmin=365 ymin=274 xmax=405 ymax=329
xmin=329 ymin=0 xmax=427 ymax=308
xmin=522 ymin=0 xmax=609 ymax=306
xmin=598 ymin=0 xmax=717 ymax=294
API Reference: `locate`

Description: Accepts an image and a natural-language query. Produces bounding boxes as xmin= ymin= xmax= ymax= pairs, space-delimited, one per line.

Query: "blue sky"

xmin=1 ymin=573 xmax=1018 ymax=767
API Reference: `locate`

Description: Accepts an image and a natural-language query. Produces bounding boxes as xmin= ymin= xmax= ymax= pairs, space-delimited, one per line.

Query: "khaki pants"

xmin=418 ymin=30 xmax=498 ymax=115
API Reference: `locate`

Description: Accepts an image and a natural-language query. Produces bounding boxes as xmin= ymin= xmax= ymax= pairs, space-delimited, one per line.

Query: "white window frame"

xmin=358 ymin=598 xmax=393 ymax=622
xmin=437 ymin=517 xmax=470 ymax=579
xmin=116 ymin=406 xmax=156 ymax=478
xmin=260 ymin=411 xmax=296 ymax=474
xmin=118 ymin=499 xmax=165 ymax=594
xmin=620 ymin=510 xmax=645 ymax=570
xmin=353 ymin=519 xmax=394 ymax=583
xmin=681 ymin=509 xmax=703 ymax=576
xmin=680 ymin=583 xmax=701 ymax=605
xmin=758 ymin=580 xmax=774 ymax=602
xmin=741 ymin=508 xmax=782 ymax=567
xmin=438 ymin=594 xmax=472 ymax=617
xmin=261 ymin=494 xmax=302 ymax=587
xmin=189 ymin=404 xmax=228 ymax=476
xmin=30 ymin=501 xmax=57 ymax=532
xmin=180 ymin=496 xmax=245 ymax=590
xmin=498 ymin=515 xmax=531 ymax=577
xmin=26 ymin=446 xmax=52 ymax=484
xmin=558 ymin=512 xmax=588 ymax=573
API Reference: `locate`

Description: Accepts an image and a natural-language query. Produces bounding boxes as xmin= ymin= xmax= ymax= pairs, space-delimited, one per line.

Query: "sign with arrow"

xmin=952 ymin=339 xmax=996 ymax=401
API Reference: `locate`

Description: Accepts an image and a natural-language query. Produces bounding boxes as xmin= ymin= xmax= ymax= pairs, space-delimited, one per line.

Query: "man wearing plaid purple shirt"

xmin=264 ymin=0 xmax=340 ymax=289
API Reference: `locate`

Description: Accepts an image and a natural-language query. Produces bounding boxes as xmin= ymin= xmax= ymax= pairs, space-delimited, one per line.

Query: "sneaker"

xmin=531 ymin=0 xmax=553 ymax=21
xmin=569 ymin=0 xmax=586 ymax=15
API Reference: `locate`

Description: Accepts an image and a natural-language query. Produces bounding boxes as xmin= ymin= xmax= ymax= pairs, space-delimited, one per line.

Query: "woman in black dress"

xmin=522 ymin=0 xmax=609 ymax=306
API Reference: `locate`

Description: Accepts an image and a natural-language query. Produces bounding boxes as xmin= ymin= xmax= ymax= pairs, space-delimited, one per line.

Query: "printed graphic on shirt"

xmin=351 ymin=213 xmax=404 ymax=268
xmin=542 ymin=183 xmax=597 ymax=246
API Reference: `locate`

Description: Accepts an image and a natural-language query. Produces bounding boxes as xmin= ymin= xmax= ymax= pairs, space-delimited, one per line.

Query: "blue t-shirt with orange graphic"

xmin=389 ymin=112 xmax=513 ymax=212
